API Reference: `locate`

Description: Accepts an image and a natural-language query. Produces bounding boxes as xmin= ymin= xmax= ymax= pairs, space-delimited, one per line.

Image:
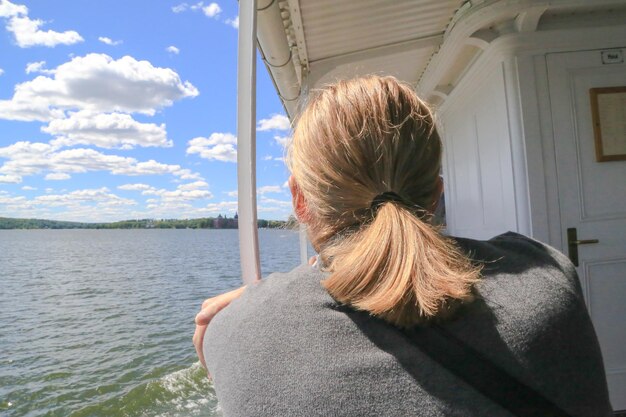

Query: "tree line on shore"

xmin=0 ymin=216 xmax=296 ymax=230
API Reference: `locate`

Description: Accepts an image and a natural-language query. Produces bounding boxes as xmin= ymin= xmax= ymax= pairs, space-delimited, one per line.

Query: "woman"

xmin=194 ymin=76 xmax=612 ymax=416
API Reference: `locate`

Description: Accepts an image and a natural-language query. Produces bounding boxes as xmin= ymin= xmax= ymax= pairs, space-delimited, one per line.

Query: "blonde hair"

xmin=287 ymin=76 xmax=481 ymax=328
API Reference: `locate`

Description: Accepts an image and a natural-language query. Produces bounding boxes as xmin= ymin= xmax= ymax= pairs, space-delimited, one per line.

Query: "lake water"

xmin=0 ymin=229 xmax=306 ymax=417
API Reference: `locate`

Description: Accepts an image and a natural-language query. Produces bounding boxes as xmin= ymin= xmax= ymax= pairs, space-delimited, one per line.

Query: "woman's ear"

xmin=289 ymin=175 xmax=310 ymax=223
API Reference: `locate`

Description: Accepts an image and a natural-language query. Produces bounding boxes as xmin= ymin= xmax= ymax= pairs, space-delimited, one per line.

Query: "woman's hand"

xmin=193 ymin=256 xmax=317 ymax=376
xmin=193 ymin=285 xmax=247 ymax=372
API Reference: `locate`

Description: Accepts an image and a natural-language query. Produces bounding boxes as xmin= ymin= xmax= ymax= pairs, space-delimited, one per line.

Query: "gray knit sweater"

xmin=205 ymin=232 xmax=612 ymax=416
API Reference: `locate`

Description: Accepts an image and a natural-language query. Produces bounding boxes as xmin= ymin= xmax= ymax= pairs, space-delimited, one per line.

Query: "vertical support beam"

xmin=237 ymin=0 xmax=261 ymax=284
xmin=299 ymin=223 xmax=308 ymax=265
xmin=514 ymin=6 xmax=547 ymax=33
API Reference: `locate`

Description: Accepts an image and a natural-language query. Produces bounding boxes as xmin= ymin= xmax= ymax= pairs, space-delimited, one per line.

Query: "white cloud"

xmin=34 ymin=187 xmax=135 ymax=207
xmin=140 ymin=198 xmax=238 ymax=219
xmin=109 ymin=158 xmax=197 ymax=178
xmin=172 ymin=3 xmax=188 ymax=13
xmin=0 ymin=193 xmax=138 ymax=221
xmin=174 ymin=168 xmax=201 ymax=180
xmin=273 ymin=135 xmax=291 ymax=147
xmin=263 ymin=154 xmax=286 ymax=162
xmin=225 ymin=185 xmax=284 ymax=198
xmin=0 ymin=140 xmax=55 ymax=162
xmin=263 ymin=155 xmax=285 ymax=162
xmin=177 ymin=180 xmax=209 ymax=191
xmin=24 ymin=60 xmax=55 ymax=75
xmin=98 ymin=36 xmax=122 ymax=46
xmin=202 ymin=2 xmax=221 ymax=18
xmin=45 ymin=172 xmax=71 ymax=180
xmin=166 ymin=45 xmax=180 ymax=55
xmin=0 ymin=187 xmax=261 ymax=221
xmin=1 ymin=1 xmax=82 ymax=47
xmin=153 ymin=188 xmax=213 ymax=201
xmin=257 ymin=114 xmax=290 ymax=131
xmin=187 ymin=132 xmax=237 ymax=162
xmin=25 ymin=60 xmax=45 ymax=74
xmin=0 ymin=97 xmax=64 ymax=122
xmin=172 ymin=2 xmax=221 ymax=18
xmin=117 ymin=183 xmax=152 ymax=191
xmin=204 ymin=200 xmax=237 ymax=212
xmin=21 ymin=185 xmax=36 ymax=190
xmin=259 ymin=197 xmax=292 ymax=208
xmin=0 ymin=141 xmax=201 ymax=181
xmin=0 ymin=174 xmax=22 ymax=183
xmin=44 ymin=111 xmax=172 ymax=149
xmin=190 ymin=2 xmax=204 ymax=11
xmin=0 ymin=192 xmax=26 ymax=205
xmin=120 ymin=181 xmax=213 ymax=205
xmin=257 ymin=185 xmax=283 ymax=195
xmin=0 ymin=0 xmax=27 ymax=18
xmin=0 ymin=53 xmax=198 ymax=122
xmin=257 ymin=196 xmax=293 ymax=216
xmin=0 ymin=68 xmax=4 ymax=76
xmin=7 ymin=15 xmax=83 ymax=47
xmin=225 ymin=16 xmax=238 ymax=29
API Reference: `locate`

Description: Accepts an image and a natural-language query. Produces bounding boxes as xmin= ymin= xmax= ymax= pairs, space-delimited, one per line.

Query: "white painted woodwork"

xmin=439 ymin=64 xmax=519 ymax=240
xmin=547 ymin=48 xmax=626 ymax=411
xmin=237 ymin=0 xmax=261 ymax=284
xmin=436 ymin=23 xmax=626 ymax=410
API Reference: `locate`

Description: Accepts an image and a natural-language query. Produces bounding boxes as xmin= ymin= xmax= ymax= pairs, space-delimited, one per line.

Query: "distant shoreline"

xmin=0 ymin=216 xmax=295 ymax=230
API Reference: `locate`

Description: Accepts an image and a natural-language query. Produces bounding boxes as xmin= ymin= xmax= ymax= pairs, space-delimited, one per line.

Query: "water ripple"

xmin=0 ymin=229 xmax=305 ymax=417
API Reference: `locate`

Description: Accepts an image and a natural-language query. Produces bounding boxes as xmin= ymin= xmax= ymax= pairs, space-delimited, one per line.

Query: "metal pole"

xmin=237 ymin=0 xmax=261 ymax=284
xmin=299 ymin=223 xmax=308 ymax=265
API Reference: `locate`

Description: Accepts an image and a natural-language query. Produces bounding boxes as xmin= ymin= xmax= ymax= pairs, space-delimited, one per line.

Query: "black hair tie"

xmin=370 ymin=191 xmax=407 ymax=215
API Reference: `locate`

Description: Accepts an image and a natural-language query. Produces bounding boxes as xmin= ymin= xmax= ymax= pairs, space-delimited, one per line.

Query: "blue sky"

xmin=0 ymin=0 xmax=293 ymax=221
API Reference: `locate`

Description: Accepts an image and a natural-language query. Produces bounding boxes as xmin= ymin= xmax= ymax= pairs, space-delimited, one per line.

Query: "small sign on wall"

xmin=601 ymin=50 xmax=623 ymax=65
xmin=589 ymin=86 xmax=626 ymax=162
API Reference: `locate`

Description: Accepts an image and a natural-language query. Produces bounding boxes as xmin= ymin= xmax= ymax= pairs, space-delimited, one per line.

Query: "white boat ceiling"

xmin=299 ymin=0 xmax=460 ymax=86
xmin=257 ymin=0 xmax=626 ymax=116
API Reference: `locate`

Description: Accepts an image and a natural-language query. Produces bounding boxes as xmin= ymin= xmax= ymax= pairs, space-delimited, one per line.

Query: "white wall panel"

xmin=440 ymin=65 xmax=518 ymax=239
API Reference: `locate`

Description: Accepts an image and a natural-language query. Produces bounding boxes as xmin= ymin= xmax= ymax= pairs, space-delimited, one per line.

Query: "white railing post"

xmin=299 ymin=223 xmax=308 ymax=265
xmin=237 ymin=0 xmax=261 ymax=284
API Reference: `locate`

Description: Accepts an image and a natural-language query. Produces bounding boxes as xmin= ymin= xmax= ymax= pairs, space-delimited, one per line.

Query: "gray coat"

xmin=205 ymin=232 xmax=612 ymax=416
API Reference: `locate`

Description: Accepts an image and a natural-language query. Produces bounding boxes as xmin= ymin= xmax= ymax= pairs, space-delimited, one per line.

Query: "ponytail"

xmin=288 ymin=75 xmax=482 ymax=328
xmin=321 ymin=203 xmax=481 ymax=328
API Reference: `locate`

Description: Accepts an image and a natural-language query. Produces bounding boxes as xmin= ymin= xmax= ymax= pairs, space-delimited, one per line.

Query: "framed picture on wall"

xmin=589 ymin=86 xmax=626 ymax=162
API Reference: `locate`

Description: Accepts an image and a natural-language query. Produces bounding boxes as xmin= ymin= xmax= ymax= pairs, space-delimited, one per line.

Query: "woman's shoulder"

xmin=444 ymin=233 xmax=611 ymax=416
xmin=204 ymin=264 xmax=334 ymax=356
xmin=448 ymin=232 xmax=591 ymax=359
xmin=454 ymin=231 xmax=569 ymax=266
xmin=453 ymin=231 xmax=582 ymax=298
xmin=214 ymin=264 xmax=332 ymax=320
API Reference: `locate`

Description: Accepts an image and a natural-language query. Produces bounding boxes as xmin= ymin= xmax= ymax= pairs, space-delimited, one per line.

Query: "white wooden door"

xmin=547 ymin=48 xmax=626 ymax=411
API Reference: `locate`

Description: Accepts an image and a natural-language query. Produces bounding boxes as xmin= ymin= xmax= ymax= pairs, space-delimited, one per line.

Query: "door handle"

xmin=571 ymin=239 xmax=600 ymax=245
xmin=567 ymin=228 xmax=599 ymax=267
